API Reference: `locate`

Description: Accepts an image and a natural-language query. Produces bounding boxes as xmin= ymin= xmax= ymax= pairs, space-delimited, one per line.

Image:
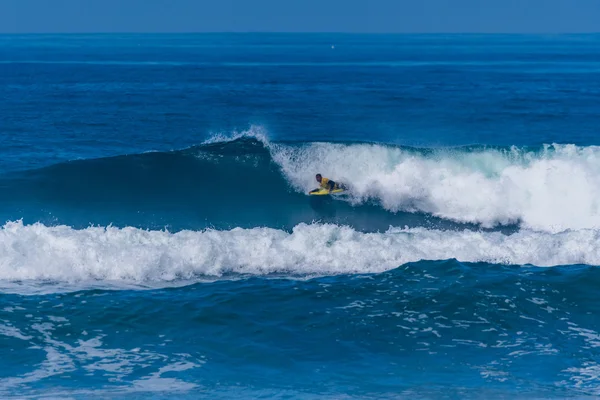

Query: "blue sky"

xmin=2 ymin=0 xmax=599 ymax=33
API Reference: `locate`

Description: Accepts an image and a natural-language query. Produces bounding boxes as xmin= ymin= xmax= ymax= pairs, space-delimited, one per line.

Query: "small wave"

xmin=0 ymin=221 xmax=598 ymax=290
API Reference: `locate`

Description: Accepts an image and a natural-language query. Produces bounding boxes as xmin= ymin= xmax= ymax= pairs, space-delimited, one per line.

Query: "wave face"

xmin=2 ymin=130 xmax=600 ymax=233
xmin=0 ymin=220 xmax=599 ymax=292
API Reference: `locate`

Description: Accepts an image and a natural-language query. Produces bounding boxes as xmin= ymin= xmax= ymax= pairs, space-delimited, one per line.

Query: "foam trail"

xmin=0 ymin=221 xmax=599 ymax=288
xmin=266 ymin=139 xmax=600 ymax=233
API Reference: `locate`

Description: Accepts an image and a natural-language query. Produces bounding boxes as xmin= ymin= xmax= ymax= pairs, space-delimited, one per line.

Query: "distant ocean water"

xmin=1 ymin=33 xmax=600 ymax=398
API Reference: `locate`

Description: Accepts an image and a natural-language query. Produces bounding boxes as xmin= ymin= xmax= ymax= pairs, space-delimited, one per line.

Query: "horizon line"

xmin=1 ymin=31 xmax=599 ymax=35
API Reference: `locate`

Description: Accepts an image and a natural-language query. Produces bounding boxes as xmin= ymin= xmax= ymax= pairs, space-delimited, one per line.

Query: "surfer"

xmin=316 ymin=174 xmax=345 ymax=191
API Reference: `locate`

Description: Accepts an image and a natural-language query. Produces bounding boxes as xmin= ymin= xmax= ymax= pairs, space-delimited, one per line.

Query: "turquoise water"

xmin=1 ymin=34 xmax=600 ymax=398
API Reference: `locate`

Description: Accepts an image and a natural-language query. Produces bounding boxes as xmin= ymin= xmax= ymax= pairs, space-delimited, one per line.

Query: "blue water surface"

xmin=1 ymin=34 xmax=600 ymax=398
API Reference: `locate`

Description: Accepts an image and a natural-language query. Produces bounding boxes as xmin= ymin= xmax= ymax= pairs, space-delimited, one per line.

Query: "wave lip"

xmin=1 ymin=221 xmax=599 ymax=289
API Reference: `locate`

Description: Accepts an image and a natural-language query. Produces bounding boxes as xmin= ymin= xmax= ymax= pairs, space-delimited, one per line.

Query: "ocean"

xmin=1 ymin=33 xmax=600 ymax=398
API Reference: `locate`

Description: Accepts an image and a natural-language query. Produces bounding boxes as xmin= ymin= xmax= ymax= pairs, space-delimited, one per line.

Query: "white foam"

xmin=203 ymin=127 xmax=600 ymax=232
xmin=0 ymin=221 xmax=599 ymax=291
xmin=0 ymin=319 xmax=201 ymax=396
xmin=202 ymin=125 xmax=270 ymax=145
xmin=266 ymin=139 xmax=600 ymax=232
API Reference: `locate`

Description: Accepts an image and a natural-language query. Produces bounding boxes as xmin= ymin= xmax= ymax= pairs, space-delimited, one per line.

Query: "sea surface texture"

xmin=1 ymin=34 xmax=600 ymax=398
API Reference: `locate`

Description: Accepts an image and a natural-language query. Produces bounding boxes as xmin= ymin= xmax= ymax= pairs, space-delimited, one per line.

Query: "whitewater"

xmin=210 ymin=128 xmax=600 ymax=233
xmin=1 ymin=129 xmax=599 ymax=293
xmin=1 ymin=220 xmax=598 ymax=288
xmin=3 ymin=131 xmax=600 ymax=292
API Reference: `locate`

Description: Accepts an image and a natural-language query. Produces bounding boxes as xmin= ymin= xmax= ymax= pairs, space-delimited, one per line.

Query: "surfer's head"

xmin=316 ymin=174 xmax=322 ymax=182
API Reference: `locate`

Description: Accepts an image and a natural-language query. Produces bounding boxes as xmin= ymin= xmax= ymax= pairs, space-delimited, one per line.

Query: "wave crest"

xmin=1 ymin=221 xmax=599 ymax=288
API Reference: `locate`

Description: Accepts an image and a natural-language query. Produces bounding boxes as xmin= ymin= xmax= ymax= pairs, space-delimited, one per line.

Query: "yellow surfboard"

xmin=309 ymin=188 xmax=346 ymax=196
